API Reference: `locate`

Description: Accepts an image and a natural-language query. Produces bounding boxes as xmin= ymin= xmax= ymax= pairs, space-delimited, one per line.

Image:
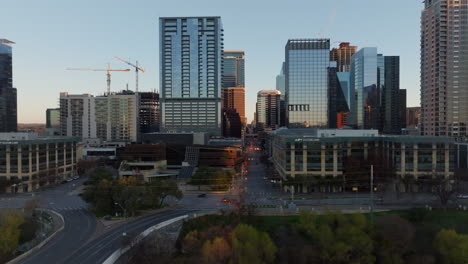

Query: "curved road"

xmin=64 ymin=209 xmax=192 ymax=264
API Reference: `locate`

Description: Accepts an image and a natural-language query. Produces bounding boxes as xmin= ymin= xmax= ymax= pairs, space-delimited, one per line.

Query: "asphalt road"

xmin=63 ymin=209 xmax=192 ymax=264
xmin=1 ymin=178 xmax=99 ymax=264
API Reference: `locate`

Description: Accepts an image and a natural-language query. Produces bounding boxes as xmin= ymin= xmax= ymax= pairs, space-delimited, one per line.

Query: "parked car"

xmin=221 ymin=198 xmax=231 ymax=203
xmin=457 ymin=194 xmax=468 ymax=199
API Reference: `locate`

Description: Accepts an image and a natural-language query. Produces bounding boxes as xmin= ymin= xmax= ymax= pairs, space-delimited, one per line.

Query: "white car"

xmin=457 ymin=194 xmax=468 ymax=199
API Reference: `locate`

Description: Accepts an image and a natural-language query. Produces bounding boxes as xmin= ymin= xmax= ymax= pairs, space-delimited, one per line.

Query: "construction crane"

xmin=67 ymin=64 xmax=130 ymax=95
xmin=115 ymin=56 xmax=145 ymax=92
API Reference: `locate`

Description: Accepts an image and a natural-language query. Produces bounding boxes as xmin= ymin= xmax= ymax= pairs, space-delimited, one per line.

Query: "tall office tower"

xmin=222 ymin=86 xmax=245 ymax=124
xmin=59 ymin=93 xmax=97 ymax=138
xmin=421 ymin=0 xmax=468 ymax=138
xmin=256 ymin=90 xmax=281 ymax=132
xmin=350 ymin=48 xmax=382 ymax=130
xmin=159 ymin=17 xmax=224 ymax=136
xmin=382 ymin=56 xmax=403 ymax=134
xmin=406 ymin=107 xmax=421 ymax=128
xmin=285 ymin=39 xmax=333 ymax=128
xmin=139 ymin=92 xmax=160 ymax=134
xmin=330 ymin=42 xmax=357 ymax=72
xmin=276 ymin=63 xmax=286 ymax=127
xmin=222 ymin=51 xmax=245 ymax=88
xmin=95 ymin=92 xmax=138 ymax=142
xmin=0 ymin=39 xmax=17 ymax=132
xmin=276 ymin=62 xmax=286 ymax=97
xmin=328 ymin=67 xmax=350 ymax=128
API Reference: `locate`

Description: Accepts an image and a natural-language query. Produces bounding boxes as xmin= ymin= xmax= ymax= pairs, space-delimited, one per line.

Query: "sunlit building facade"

xmin=222 ymin=50 xmax=245 ymax=88
xmin=256 ymin=90 xmax=281 ymax=132
xmin=421 ymin=0 xmax=468 ymax=139
xmin=285 ymin=39 xmax=332 ymax=128
xmin=159 ymin=17 xmax=224 ymax=136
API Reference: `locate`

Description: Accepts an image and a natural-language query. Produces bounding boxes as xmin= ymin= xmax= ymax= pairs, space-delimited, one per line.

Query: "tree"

xmin=231 ymin=224 xmax=277 ymax=264
xmin=434 ymin=229 xmax=468 ymax=264
xmin=0 ymin=213 xmax=26 ymax=257
xmin=89 ymin=167 xmax=113 ymax=185
xmin=152 ymin=179 xmax=183 ymax=207
xmin=202 ymin=237 xmax=232 ymax=264
xmin=375 ymin=215 xmax=415 ymax=264
xmin=296 ymin=211 xmax=375 ymax=264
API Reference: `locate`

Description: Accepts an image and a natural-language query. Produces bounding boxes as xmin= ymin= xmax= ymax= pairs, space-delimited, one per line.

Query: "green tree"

xmin=152 ymin=179 xmax=183 ymax=207
xmin=434 ymin=229 xmax=468 ymax=264
xmin=89 ymin=167 xmax=113 ymax=185
xmin=0 ymin=213 xmax=26 ymax=256
xmin=231 ymin=224 xmax=277 ymax=264
xmin=296 ymin=211 xmax=375 ymax=264
xmin=202 ymin=237 xmax=231 ymax=264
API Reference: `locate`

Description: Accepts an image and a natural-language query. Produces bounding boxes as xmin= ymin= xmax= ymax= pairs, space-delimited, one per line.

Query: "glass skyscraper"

xmin=285 ymin=39 xmax=332 ymax=128
xmin=0 ymin=39 xmax=17 ymax=132
xmin=222 ymin=50 xmax=244 ymax=88
xmin=421 ymin=0 xmax=468 ymax=139
xmin=350 ymin=48 xmax=404 ymax=133
xmin=159 ymin=17 xmax=223 ymax=136
xmin=350 ymin=48 xmax=380 ymax=129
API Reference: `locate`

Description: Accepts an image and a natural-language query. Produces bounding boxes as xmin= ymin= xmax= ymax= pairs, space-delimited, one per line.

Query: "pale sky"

xmin=1 ymin=0 xmax=423 ymax=123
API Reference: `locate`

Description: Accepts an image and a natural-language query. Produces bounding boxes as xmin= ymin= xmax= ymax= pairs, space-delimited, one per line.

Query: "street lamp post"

xmin=114 ymin=202 xmax=127 ymax=236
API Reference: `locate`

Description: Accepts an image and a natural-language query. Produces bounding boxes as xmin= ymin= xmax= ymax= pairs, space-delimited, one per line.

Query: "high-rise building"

xmin=330 ymin=42 xmax=357 ymax=72
xmin=222 ymin=86 xmax=245 ymax=124
xmin=382 ymin=56 xmax=402 ymax=134
xmin=285 ymin=39 xmax=333 ymax=128
xmin=60 ymin=93 xmax=96 ymax=139
xmin=223 ymin=51 xmax=244 ymax=88
xmin=350 ymin=49 xmax=404 ymax=133
xmin=60 ymin=92 xmax=138 ymax=142
xmin=407 ymin=107 xmax=421 ymax=128
xmin=256 ymin=90 xmax=281 ymax=132
xmin=159 ymin=17 xmax=224 ymax=136
xmin=328 ymin=67 xmax=350 ymax=128
xmin=95 ymin=92 xmax=138 ymax=142
xmin=0 ymin=39 xmax=17 ymax=132
xmin=350 ymin=48 xmax=382 ymax=130
xmin=139 ymin=92 xmax=160 ymax=134
xmin=276 ymin=63 xmax=286 ymax=127
xmin=421 ymin=0 xmax=468 ymax=138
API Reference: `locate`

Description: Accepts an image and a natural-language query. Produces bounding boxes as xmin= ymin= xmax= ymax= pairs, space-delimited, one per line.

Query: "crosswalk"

xmin=48 ymin=206 xmax=87 ymax=211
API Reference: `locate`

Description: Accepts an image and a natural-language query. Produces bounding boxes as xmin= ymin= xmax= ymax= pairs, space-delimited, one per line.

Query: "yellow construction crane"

xmin=67 ymin=64 xmax=130 ymax=95
xmin=115 ymin=56 xmax=145 ymax=92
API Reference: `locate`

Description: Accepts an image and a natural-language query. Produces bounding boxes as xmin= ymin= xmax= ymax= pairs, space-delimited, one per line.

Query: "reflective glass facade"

xmin=159 ymin=17 xmax=223 ymax=136
xmin=285 ymin=39 xmax=331 ymax=128
xmin=350 ymin=48 xmax=380 ymax=129
xmin=0 ymin=39 xmax=17 ymax=132
xmin=222 ymin=51 xmax=244 ymax=88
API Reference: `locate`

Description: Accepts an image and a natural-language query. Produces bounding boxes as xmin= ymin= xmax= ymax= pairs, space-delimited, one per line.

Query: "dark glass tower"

xmin=382 ymin=56 xmax=403 ymax=134
xmin=0 ymin=39 xmax=16 ymax=132
xmin=222 ymin=51 xmax=244 ymax=88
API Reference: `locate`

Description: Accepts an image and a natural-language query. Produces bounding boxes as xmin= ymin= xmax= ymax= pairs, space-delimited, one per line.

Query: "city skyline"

xmin=1 ymin=0 xmax=422 ymax=123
